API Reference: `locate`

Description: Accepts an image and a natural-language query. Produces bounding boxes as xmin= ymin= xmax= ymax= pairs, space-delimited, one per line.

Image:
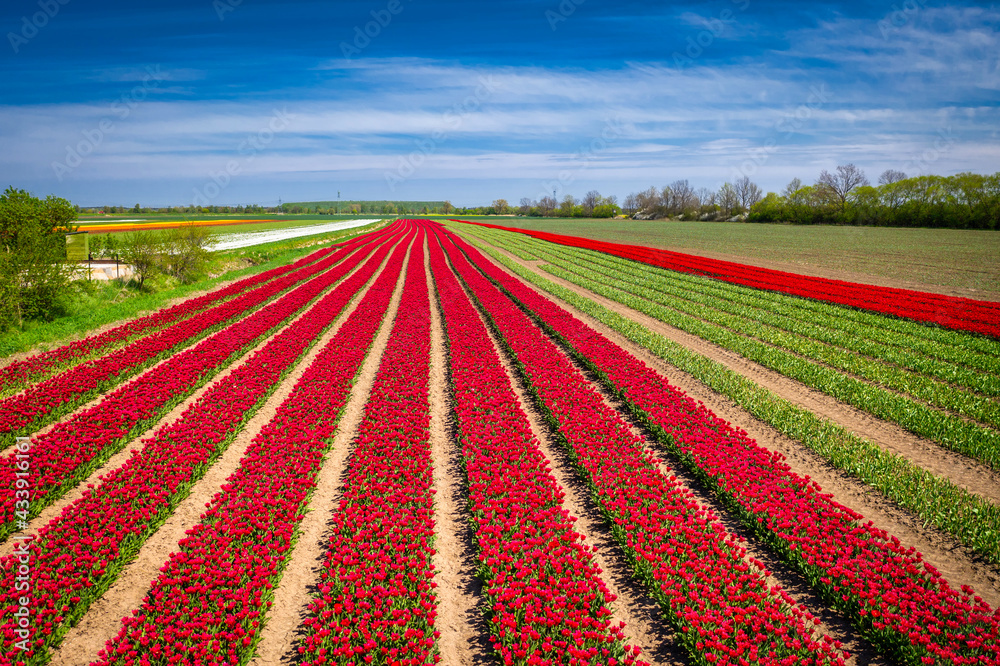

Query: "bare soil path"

xmin=248 ymin=240 xmax=411 ymax=666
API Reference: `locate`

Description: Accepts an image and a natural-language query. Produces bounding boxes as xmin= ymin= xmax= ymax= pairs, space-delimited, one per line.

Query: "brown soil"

xmin=448 ymin=250 xmax=687 ymax=665
xmin=248 ymin=237 xmax=411 ymax=666
xmin=484 ymin=241 xmax=1000 ymax=506
xmin=469 ymin=239 xmax=1000 ymax=611
xmin=49 ymin=240 xmax=395 ymax=666
xmin=423 ymin=246 xmax=494 ymax=666
xmin=667 ymin=247 xmax=1000 ymax=303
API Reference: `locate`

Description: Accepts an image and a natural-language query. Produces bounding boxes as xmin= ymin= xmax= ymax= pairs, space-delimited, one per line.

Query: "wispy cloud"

xmin=0 ymin=0 xmax=996 ymax=205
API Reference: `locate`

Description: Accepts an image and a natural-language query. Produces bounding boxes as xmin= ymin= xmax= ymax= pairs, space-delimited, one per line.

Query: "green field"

xmin=461 ymin=217 xmax=1000 ymax=300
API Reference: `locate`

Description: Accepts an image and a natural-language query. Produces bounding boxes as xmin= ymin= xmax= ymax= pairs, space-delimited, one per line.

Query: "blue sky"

xmin=1 ymin=0 xmax=997 ymax=207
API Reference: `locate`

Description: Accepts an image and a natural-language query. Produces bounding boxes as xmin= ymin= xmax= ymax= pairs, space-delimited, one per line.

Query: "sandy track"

xmin=465 ymin=236 xmax=1000 ymax=610
xmin=247 ymin=239 xmax=411 ymax=666
xmin=424 ymin=243 xmax=494 ymax=666
xmin=49 ymin=239 xmax=398 ymax=666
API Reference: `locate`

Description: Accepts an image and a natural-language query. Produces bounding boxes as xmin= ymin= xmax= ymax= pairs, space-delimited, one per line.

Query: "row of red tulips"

xmin=0 ymin=228 xmax=405 ymax=665
xmin=93 ymin=230 xmax=415 ymax=666
xmin=299 ymin=227 xmax=440 ymax=665
xmin=435 ymin=227 xmax=845 ymax=666
xmin=449 ymin=227 xmax=1000 ymax=664
xmin=0 ymin=223 xmax=399 ymax=445
xmin=455 ymin=220 xmax=1000 ymax=338
xmin=0 ymin=235 xmax=345 ymax=395
xmin=426 ymin=227 xmax=642 ymax=666
xmin=0 ymin=227 xmax=400 ymax=543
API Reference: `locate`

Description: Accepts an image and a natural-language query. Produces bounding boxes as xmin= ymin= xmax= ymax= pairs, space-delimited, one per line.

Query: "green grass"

xmin=460 ymin=217 xmax=1000 ymax=299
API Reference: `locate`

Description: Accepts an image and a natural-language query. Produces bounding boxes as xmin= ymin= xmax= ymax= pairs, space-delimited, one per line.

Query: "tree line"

xmin=499 ymin=168 xmax=999 ymax=229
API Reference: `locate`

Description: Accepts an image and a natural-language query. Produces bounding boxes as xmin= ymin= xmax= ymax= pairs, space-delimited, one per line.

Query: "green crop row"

xmin=540 ymin=260 xmax=1000 ymax=467
xmin=535 ymin=254 xmax=1000 ymax=433
xmin=535 ymin=240 xmax=1000 ymax=389
xmin=460 ymin=237 xmax=1000 ymax=564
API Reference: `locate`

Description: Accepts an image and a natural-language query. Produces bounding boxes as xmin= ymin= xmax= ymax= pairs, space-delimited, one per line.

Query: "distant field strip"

xmin=212 ymin=218 xmax=380 ymax=250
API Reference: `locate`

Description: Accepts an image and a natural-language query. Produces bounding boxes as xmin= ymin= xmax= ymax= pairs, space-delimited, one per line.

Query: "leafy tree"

xmin=492 ymin=199 xmax=510 ymax=215
xmin=161 ymin=225 xmax=215 ymax=283
xmin=119 ymin=230 xmax=160 ymax=288
xmin=0 ymin=187 xmax=77 ymax=329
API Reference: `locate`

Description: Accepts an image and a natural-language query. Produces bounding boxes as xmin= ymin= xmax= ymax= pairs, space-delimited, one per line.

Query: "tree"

xmin=636 ymin=187 xmax=663 ymax=217
xmin=161 ymin=224 xmax=215 ymax=284
xmin=119 ymin=230 xmax=160 ymax=288
xmin=538 ymin=196 xmax=557 ymax=216
xmin=442 ymin=200 xmax=454 ymax=214
xmin=622 ymin=193 xmax=640 ymax=217
xmin=878 ymin=169 xmax=907 ymax=185
xmin=666 ymin=180 xmax=697 ymax=216
xmin=782 ymin=178 xmax=803 ymax=199
xmin=558 ymin=195 xmax=576 ymax=217
xmin=0 ymin=187 xmax=77 ymax=329
xmin=492 ymin=199 xmax=510 ymax=215
xmin=718 ymin=182 xmax=739 ymax=217
xmin=817 ymin=164 xmax=869 ymax=211
xmin=582 ymin=190 xmax=601 ymax=216
xmin=518 ymin=197 xmax=534 ymax=215
xmin=733 ymin=176 xmax=763 ymax=213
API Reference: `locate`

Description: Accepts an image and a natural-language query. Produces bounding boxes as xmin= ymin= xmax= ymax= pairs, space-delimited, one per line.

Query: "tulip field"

xmin=2 ymin=219 xmax=999 ymax=666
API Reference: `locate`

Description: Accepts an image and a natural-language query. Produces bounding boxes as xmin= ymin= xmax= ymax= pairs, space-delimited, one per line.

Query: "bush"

xmin=0 ymin=187 xmax=77 ymax=330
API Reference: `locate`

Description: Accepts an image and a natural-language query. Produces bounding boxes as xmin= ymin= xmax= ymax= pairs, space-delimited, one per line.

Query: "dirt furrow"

xmin=473 ymin=238 xmax=1000 ymax=506
xmin=466 ymin=237 xmax=1000 ymax=609
xmin=566 ymin=353 xmax=886 ymax=665
xmin=248 ymin=240 xmax=412 ymax=666
xmin=448 ymin=251 xmax=687 ymax=666
xmin=424 ymin=242 xmax=494 ymax=666
xmin=49 ymin=240 xmax=397 ymax=666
